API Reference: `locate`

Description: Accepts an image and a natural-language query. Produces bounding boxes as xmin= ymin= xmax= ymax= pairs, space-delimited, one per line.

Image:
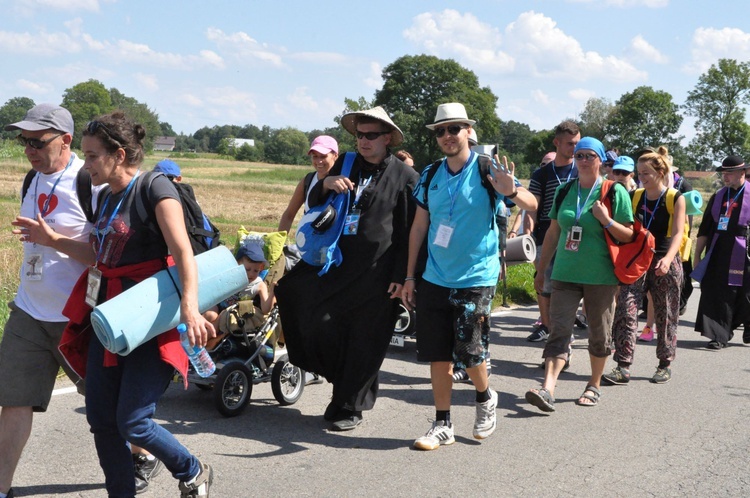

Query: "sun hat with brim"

xmin=715 ymin=155 xmax=748 ymax=172
xmin=468 ymin=128 xmax=478 ymax=146
xmin=574 ymin=137 xmax=606 ymax=162
xmin=4 ymin=103 xmax=74 ymax=135
xmin=426 ymin=102 xmax=476 ymax=130
xmin=612 ymin=155 xmax=634 ymax=173
xmin=340 ymin=106 xmax=404 ymax=147
xmin=683 ymin=190 xmax=704 ymax=216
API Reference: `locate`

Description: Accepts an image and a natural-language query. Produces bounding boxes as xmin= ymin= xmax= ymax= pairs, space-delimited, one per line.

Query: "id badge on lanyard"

xmin=434 ymin=219 xmax=456 ymax=248
xmin=565 ymin=225 xmax=582 ymax=252
xmin=85 ymin=267 xmax=102 ymax=308
xmin=343 ymin=209 xmax=361 ymax=235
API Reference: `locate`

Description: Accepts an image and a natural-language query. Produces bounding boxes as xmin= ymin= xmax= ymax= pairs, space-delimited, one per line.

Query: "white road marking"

xmin=51 ymin=386 xmax=77 ymax=396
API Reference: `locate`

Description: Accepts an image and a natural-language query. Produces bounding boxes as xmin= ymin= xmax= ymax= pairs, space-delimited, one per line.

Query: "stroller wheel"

xmin=213 ymin=361 xmax=253 ymax=417
xmin=271 ymin=355 xmax=305 ymax=406
xmin=393 ymin=303 xmax=415 ymax=335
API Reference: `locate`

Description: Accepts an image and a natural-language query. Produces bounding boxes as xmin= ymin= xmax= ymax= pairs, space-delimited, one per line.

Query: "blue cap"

xmin=235 ymin=242 xmax=268 ymax=264
xmin=154 ymin=159 xmax=181 ymax=177
xmin=612 ymin=155 xmax=634 ymax=173
xmin=605 ymin=150 xmax=618 ymax=163
xmin=574 ymin=137 xmax=606 ymax=163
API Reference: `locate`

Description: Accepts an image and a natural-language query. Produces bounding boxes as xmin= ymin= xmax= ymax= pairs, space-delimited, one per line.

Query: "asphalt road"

xmin=12 ymin=284 xmax=750 ymax=497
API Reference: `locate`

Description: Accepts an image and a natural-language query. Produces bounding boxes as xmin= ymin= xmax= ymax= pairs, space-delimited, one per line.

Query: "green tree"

xmin=604 ymin=86 xmax=683 ymax=156
xmin=0 ymin=97 xmax=35 ymax=140
xmin=109 ymin=88 xmax=161 ymax=152
xmin=264 ymin=127 xmax=309 ymax=165
xmin=374 ymin=55 xmax=500 ymax=168
xmin=159 ymin=121 xmax=176 ymax=136
xmin=578 ymin=97 xmax=614 ymax=141
xmin=331 ymin=96 xmax=374 ymax=154
xmin=61 ymin=79 xmax=113 ymax=147
xmin=684 ymin=58 xmax=750 ymax=168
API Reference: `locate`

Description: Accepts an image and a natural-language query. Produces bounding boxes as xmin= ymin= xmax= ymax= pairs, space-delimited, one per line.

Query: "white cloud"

xmin=205 ymin=27 xmax=285 ymax=68
xmin=504 ymin=11 xmax=646 ymax=82
xmin=403 ymin=9 xmax=514 ymax=72
xmin=289 ymin=52 xmax=349 ymax=65
xmin=0 ymin=30 xmax=81 ymax=55
xmin=178 ymin=93 xmax=204 ymax=108
xmin=287 ymin=87 xmax=318 ymax=111
xmin=684 ymin=27 xmax=750 ymax=74
xmin=531 ymin=89 xmax=550 ymax=105
xmin=569 ymin=88 xmax=597 ymax=102
xmin=363 ymin=61 xmax=382 ymax=89
xmin=134 ymin=73 xmax=159 ymax=92
xmin=16 ymin=79 xmax=54 ymax=94
xmin=80 ymin=37 xmax=225 ymax=70
xmin=626 ymin=35 xmax=668 ymax=64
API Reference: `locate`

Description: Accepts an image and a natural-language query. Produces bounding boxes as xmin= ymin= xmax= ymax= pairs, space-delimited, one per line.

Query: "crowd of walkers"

xmin=0 ymin=100 xmax=746 ymax=497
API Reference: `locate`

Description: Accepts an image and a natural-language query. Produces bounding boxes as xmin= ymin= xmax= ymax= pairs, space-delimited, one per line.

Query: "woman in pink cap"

xmin=278 ymin=135 xmax=339 ymax=232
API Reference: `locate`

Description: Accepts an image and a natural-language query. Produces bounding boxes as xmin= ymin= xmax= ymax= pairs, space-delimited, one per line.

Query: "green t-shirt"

xmin=549 ymin=179 xmax=634 ymax=285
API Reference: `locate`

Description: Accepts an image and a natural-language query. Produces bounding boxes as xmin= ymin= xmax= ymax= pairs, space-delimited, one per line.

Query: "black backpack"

xmin=423 ymin=154 xmax=498 ymax=229
xmin=21 ymin=168 xmax=95 ymax=223
xmin=136 ymin=171 xmax=221 ymax=255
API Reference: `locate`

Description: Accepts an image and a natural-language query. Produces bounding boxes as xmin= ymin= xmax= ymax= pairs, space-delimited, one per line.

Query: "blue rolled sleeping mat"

xmin=90 ymin=246 xmax=248 ymax=355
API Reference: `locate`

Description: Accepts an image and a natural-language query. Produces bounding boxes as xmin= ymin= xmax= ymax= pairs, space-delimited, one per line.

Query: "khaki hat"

xmin=426 ymin=102 xmax=476 ymax=130
xmin=340 ymin=106 xmax=404 ymax=147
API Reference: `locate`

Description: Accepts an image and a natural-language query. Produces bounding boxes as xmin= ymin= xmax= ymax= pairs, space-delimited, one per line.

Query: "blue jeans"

xmin=86 ymin=335 xmax=200 ymax=497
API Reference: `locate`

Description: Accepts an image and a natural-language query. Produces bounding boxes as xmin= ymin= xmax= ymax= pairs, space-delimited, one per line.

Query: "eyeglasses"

xmin=16 ymin=133 xmax=63 ymax=150
xmin=435 ymin=124 xmax=467 ymax=138
xmin=574 ymin=152 xmax=599 ymax=162
xmin=612 ymin=170 xmax=631 ymax=176
xmin=355 ymin=130 xmax=390 ymax=141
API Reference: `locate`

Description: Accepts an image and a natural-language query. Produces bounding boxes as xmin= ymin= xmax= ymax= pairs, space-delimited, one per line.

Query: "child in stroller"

xmin=190 ymin=239 xmax=307 ymax=417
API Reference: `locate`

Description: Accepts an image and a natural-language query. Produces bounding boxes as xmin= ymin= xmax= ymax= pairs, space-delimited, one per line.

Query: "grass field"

xmin=0 ymin=151 xmax=710 ymax=335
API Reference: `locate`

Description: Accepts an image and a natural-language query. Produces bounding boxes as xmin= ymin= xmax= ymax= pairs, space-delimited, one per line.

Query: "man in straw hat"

xmin=276 ymin=106 xmax=419 ymax=431
xmin=693 ymin=155 xmax=750 ymax=349
xmin=402 ymin=102 xmax=536 ymax=450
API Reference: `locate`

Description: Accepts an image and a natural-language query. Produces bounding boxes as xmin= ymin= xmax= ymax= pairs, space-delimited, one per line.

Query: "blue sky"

xmin=1 ymin=0 xmax=749 ymax=141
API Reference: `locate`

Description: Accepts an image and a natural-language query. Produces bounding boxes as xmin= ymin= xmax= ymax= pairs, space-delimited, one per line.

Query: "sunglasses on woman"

xmin=435 ymin=124 xmax=467 ymax=138
xmin=612 ymin=170 xmax=631 ymax=176
xmin=16 ymin=133 xmax=62 ymax=150
xmin=574 ymin=152 xmax=599 ymax=161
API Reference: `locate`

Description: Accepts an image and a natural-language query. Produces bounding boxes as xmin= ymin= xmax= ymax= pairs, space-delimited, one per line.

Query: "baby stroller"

xmin=187 ymin=303 xmax=305 ymax=417
xmin=188 ymin=241 xmax=307 ymax=417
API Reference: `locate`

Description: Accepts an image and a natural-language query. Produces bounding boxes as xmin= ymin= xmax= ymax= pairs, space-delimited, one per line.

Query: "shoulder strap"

xmin=341 ymin=151 xmax=355 ymax=178
xmin=423 ymin=159 xmax=442 ymax=207
xmin=303 ymin=171 xmax=316 ymax=194
xmin=477 ymin=154 xmax=497 ymax=230
xmin=75 ymin=168 xmax=95 ymax=223
xmin=135 ymin=170 xmax=160 ymax=230
xmin=553 ymin=179 xmax=576 ymax=214
xmin=21 ymin=169 xmax=35 ymax=203
xmin=632 ymin=188 xmax=645 ymax=215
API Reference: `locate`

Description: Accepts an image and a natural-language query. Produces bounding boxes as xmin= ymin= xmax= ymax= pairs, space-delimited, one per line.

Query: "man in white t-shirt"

xmin=0 ymin=104 xmax=94 ymax=498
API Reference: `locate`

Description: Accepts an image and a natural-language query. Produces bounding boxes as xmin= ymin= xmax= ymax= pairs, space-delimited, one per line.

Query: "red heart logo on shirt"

xmin=38 ymin=193 xmax=59 ymax=215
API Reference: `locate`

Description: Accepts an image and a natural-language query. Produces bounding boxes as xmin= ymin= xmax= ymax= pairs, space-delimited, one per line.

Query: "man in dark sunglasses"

xmin=0 ymin=104 xmax=95 ymax=498
xmin=404 ymin=102 xmax=536 ymax=451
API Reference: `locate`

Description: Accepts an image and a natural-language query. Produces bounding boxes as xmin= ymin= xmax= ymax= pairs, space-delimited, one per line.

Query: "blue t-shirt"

xmin=414 ymin=152 xmax=511 ymax=288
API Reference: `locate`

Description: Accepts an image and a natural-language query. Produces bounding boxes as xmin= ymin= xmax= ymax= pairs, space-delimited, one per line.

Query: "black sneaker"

xmin=526 ymin=325 xmax=549 ymax=342
xmin=133 ymin=453 xmax=165 ymax=494
xmin=179 ymin=461 xmax=213 ymax=498
xmin=331 ymin=410 xmax=363 ymax=431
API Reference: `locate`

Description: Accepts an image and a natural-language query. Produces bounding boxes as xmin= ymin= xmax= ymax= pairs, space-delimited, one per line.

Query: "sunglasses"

xmin=574 ymin=152 xmax=599 ymax=161
xmin=612 ymin=170 xmax=631 ymax=176
xmin=355 ymin=130 xmax=390 ymax=141
xmin=16 ymin=133 xmax=63 ymax=150
xmin=435 ymin=124 xmax=467 ymax=138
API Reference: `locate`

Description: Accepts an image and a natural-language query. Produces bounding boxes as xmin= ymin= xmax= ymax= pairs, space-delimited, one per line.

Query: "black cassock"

xmin=276 ymin=152 xmax=418 ymax=411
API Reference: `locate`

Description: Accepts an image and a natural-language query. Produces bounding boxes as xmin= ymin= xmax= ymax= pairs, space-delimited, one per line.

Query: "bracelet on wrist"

xmin=507 ymin=189 xmax=518 ymax=199
xmin=603 ymin=220 xmax=614 ymax=229
xmin=404 ymin=276 xmax=417 ymax=282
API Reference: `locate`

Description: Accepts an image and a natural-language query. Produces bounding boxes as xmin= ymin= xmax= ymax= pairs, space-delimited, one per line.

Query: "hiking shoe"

xmin=133 ymin=453 xmax=165 ymax=494
xmin=601 ymin=366 xmax=630 ymax=385
xmin=413 ymin=421 xmax=455 ymax=451
xmin=526 ymin=325 xmax=549 ymax=342
xmin=473 ymin=389 xmax=498 ymax=439
xmin=575 ymin=313 xmax=588 ymax=329
xmin=179 ymin=461 xmax=213 ymax=498
xmin=638 ymin=326 xmax=654 ymax=342
xmin=651 ymin=367 xmax=671 ymax=384
xmin=452 ymin=368 xmax=470 ymax=383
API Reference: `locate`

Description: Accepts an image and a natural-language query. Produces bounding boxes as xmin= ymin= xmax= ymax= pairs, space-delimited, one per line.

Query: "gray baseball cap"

xmin=4 ymin=103 xmax=75 ymax=135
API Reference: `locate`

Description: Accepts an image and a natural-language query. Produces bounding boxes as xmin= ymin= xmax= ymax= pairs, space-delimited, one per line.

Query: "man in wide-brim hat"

xmin=275 ymin=106 xmax=419 ymax=431
xmin=693 ymin=155 xmax=750 ymax=349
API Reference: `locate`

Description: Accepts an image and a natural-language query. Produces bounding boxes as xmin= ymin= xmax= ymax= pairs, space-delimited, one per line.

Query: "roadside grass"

xmin=0 ymin=150 xmax=712 ymax=335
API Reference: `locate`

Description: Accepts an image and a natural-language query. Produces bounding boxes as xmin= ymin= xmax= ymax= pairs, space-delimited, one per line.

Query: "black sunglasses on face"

xmin=16 ymin=133 xmax=63 ymax=150
xmin=612 ymin=170 xmax=631 ymax=176
xmin=355 ymin=130 xmax=390 ymax=141
xmin=574 ymin=152 xmax=599 ymax=161
xmin=435 ymin=124 xmax=467 ymax=138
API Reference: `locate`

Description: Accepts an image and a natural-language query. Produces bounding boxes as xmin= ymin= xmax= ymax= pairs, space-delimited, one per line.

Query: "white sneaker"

xmin=413 ymin=421 xmax=455 ymax=451
xmin=473 ymin=388 xmax=498 ymax=439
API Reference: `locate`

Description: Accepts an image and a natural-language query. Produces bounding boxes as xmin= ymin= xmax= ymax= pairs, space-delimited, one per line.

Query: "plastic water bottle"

xmin=178 ymin=323 xmax=216 ymax=377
